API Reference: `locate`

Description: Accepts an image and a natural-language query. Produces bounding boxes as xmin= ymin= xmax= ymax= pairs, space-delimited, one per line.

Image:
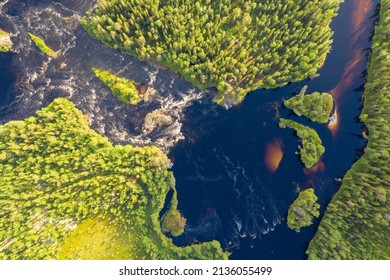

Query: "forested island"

xmin=0 ymin=99 xmax=228 ymax=260
xmin=287 ymin=188 xmax=320 ymax=232
xmin=279 ymin=118 xmax=325 ymax=169
xmin=307 ymin=0 xmax=390 ymax=259
xmin=284 ymin=90 xmax=333 ymax=123
xmin=92 ymin=68 xmax=141 ymax=105
xmin=81 ymin=0 xmax=343 ymax=105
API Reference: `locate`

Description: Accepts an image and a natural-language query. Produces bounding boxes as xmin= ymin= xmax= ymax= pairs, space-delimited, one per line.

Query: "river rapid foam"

xmin=0 ymin=0 xmax=209 ymax=153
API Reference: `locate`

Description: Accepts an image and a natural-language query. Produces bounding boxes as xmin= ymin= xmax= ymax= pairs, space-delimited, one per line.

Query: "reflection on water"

xmin=264 ymin=138 xmax=284 ymax=173
xmin=327 ymin=104 xmax=339 ymax=136
xmin=303 ymin=160 xmax=325 ymax=176
xmin=328 ymin=0 xmax=374 ymax=137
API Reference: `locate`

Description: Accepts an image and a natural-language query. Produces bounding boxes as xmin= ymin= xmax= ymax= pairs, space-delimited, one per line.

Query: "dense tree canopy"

xmin=279 ymin=118 xmax=325 ymax=169
xmin=82 ymin=0 xmax=343 ymax=105
xmin=284 ymin=90 xmax=333 ymax=123
xmin=307 ymin=0 xmax=390 ymax=259
xmin=0 ymin=98 xmax=228 ymax=260
xmin=287 ymin=188 xmax=320 ymax=232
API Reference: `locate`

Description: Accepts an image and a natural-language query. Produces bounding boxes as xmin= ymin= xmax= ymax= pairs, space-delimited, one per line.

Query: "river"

xmin=169 ymin=0 xmax=379 ymax=259
xmin=0 ymin=0 xmax=380 ymax=259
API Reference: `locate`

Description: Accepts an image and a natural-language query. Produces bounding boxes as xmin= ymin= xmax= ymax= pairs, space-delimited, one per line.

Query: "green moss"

xmin=307 ymin=0 xmax=390 ymax=260
xmin=92 ymin=68 xmax=141 ymax=105
xmin=0 ymin=98 xmax=228 ymax=260
xmin=279 ymin=118 xmax=325 ymax=169
xmin=287 ymin=188 xmax=320 ymax=232
xmin=28 ymin=32 xmax=56 ymax=58
xmin=0 ymin=29 xmax=12 ymax=52
xmin=284 ymin=90 xmax=334 ymax=123
xmin=81 ymin=0 xmax=343 ymax=105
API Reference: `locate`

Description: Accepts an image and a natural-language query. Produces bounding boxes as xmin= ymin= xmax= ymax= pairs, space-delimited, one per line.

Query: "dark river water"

xmin=0 ymin=0 xmax=380 ymax=259
xmin=169 ymin=0 xmax=379 ymax=259
xmin=0 ymin=52 xmax=15 ymax=113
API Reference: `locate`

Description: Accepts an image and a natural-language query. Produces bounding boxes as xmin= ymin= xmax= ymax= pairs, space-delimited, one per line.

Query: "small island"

xmin=279 ymin=118 xmax=325 ymax=169
xmin=287 ymin=188 xmax=320 ymax=232
xmin=28 ymin=32 xmax=57 ymax=58
xmin=0 ymin=98 xmax=227 ymax=260
xmin=0 ymin=29 xmax=12 ymax=52
xmin=92 ymin=68 xmax=141 ymax=105
xmin=161 ymin=191 xmax=186 ymax=237
xmin=284 ymin=89 xmax=334 ymax=123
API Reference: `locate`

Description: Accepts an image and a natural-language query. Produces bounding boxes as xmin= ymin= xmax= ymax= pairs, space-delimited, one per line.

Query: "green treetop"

xmin=0 ymin=98 xmax=228 ymax=260
xmin=284 ymin=90 xmax=334 ymax=123
xmin=279 ymin=118 xmax=325 ymax=169
xmin=307 ymin=0 xmax=390 ymax=260
xmin=81 ymin=0 xmax=343 ymax=105
xmin=287 ymin=188 xmax=320 ymax=232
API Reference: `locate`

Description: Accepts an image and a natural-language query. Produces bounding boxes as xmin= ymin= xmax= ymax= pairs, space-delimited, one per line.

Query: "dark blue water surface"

xmin=0 ymin=52 xmax=15 ymax=114
xmin=169 ymin=0 xmax=380 ymax=259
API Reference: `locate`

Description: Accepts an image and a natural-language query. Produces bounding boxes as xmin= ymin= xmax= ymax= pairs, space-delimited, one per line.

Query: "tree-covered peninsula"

xmin=0 ymin=29 xmax=12 ymax=52
xmin=287 ymin=188 xmax=320 ymax=232
xmin=279 ymin=118 xmax=325 ymax=169
xmin=307 ymin=0 xmax=390 ymax=260
xmin=92 ymin=68 xmax=141 ymax=105
xmin=81 ymin=0 xmax=343 ymax=105
xmin=284 ymin=90 xmax=333 ymax=123
xmin=0 ymin=98 xmax=228 ymax=260
xmin=28 ymin=32 xmax=57 ymax=58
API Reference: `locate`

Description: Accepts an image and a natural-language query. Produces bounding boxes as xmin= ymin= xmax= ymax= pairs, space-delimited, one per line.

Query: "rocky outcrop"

xmin=143 ymin=109 xmax=173 ymax=133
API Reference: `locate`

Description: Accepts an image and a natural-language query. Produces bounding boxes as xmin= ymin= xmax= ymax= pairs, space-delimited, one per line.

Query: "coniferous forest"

xmin=0 ymin=0 xmax=389 ymax=263
xmin=284 ymin=91 xmax=333 ymax=123
xmin=0 ymin=99 xmax=228 ymax=260
xmin=307 ymin=0 xmax=390 ymax=259
xmin=81 ymin=0 xmax=343 ymax=104
xmin=287 ymin=188 xmax=320 ymax=232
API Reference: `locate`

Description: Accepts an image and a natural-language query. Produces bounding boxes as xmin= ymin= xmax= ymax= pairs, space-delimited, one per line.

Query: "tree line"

xmin=0 ymin=98 xmax=228 ymax=260
xmin=81 ymin=0 xmax=343 ymax=105
xmin=307 ymin=0 xmax=390 ymax=259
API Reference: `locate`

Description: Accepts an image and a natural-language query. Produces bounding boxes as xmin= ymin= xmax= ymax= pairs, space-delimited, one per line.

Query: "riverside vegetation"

xmin=0 ymin=98 xmax=228 ymax=260
xmin=279 ymin=118 xmax=325 ymax=168
xmin=81 ymin=0 xmax=343 ymax=105
xmin=92 ymin=68 xmax=141 ymax=105
xmin=307 ymin=0 xmax=390 ymax=259
xmin=287 ymin=188 xmax=320 ymax=232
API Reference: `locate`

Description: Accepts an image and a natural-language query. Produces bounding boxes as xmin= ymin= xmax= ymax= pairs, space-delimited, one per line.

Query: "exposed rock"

xmin=142 ymin=86 xmax=157 ymax=102
xmin=143 ymin=109 xmax=173 ymax=133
